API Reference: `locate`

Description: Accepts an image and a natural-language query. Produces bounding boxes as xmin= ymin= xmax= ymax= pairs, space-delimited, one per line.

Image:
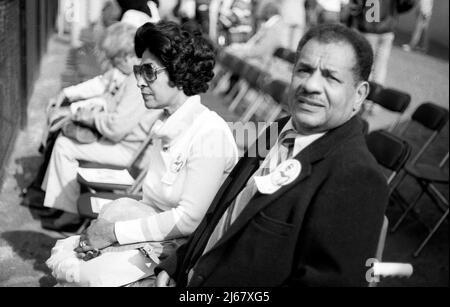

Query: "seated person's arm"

xmin=62 ymin=69 xmax=114 ymax=102
xmin=287 ymin=163 xmax=388 ymax=287
xmin=114 ymin=128 xmax=237 ymax=244
xmin=93 ymin=75 xmax=148 ymax=143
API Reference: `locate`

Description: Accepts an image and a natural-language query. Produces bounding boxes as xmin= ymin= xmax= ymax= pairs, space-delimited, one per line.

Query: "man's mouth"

xmin=296 ymin=97 xmax=325 ymax=108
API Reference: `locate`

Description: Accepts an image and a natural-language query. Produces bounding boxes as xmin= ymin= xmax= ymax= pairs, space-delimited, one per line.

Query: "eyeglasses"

xmin=133 ymin=63 xmax=166 ymax=83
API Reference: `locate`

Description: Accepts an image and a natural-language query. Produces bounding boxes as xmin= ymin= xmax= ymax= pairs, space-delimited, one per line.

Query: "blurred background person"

xmin=274 ymin=0 xmax=306 ymax=50
xmin=209 ymin=0 xmax=253 ymax=47
xmin=350 ymin=0 xmax=416 ymax=85
xmin=403 ymin=0 xmax=434 ymax=53
xmin=226 ymin=2 xmax=288 ymax=66
xmin=316 ymin=0 xmax=349 ymax=24
xmin=39 ymin=22 xmax=157 ymax=232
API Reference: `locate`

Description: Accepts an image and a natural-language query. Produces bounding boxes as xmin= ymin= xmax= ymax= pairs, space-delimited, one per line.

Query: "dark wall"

xmin=0 ymin=0 xmax=58 ymax=186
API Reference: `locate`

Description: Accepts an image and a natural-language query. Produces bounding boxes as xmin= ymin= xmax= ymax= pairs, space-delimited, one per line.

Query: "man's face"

xmin=288 ymin=39 xmax=368 ymax=135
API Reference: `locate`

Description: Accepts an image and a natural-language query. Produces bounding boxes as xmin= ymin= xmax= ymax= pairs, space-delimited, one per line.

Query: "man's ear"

xmin=354 ymin=81 xmax=370 ymax=112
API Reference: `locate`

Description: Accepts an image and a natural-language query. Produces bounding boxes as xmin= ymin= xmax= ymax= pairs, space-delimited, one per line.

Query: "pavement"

xmin=0 ymin=34 xmax=448 ymax=287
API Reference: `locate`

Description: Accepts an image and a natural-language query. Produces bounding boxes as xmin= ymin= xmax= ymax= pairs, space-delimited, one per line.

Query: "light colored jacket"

xmin=63 ymin=68 xmax=155 ymax=148
xmin=115 ymin=96 xmax=239 ymax=244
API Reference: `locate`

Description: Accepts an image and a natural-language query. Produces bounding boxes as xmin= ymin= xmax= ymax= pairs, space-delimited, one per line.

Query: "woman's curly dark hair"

xmin=135 ymin=21 xmax=216 ymax=96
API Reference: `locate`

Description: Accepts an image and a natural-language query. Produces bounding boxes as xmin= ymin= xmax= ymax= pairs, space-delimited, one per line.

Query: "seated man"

xmin=155 ymin=23 xmax=389 ymax=287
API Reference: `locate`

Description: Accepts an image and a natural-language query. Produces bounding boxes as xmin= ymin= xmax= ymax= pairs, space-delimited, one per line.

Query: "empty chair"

xmin=366 ymin=130 xmax=412 ymax=193
xmin=370 ymin=87 xmax=411 ymax=132
xmin=273 ymin=47 xmax=297 ymax=64
xmin=212 ymin=52 xmax=245 ymax=95
xmin=367 ymin=81 xmax=384 ymax=102
xmin=263 ymin=79 xmax=290 ymax=122
xmin=390 ymin=102 xmax=449 ymax=256
xmin=227 ymin=63 xmax=269 ymax=122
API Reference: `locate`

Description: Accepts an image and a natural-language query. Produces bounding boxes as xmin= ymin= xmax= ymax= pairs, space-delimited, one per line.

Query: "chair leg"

xmin=228 ymin=83 xmax=249 ymax=112
xmin=391 ymin=189 xmax=425 ymax=232
xmin=413 ymin=209 xmax=449 ymax=257
xmin=239 ymin=94 xmax=264 ymax=123
xmin=266 ymin=105 xmax=283 ymax=123
xmin=212 ymin=72 xmax=232 ymax=95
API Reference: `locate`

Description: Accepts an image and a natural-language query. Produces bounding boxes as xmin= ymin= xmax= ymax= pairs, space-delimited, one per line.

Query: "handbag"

xmin=45 ymin=97 xmax=103 ymax=145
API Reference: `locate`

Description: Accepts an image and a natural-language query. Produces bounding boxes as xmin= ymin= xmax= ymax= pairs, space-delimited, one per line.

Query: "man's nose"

xmin=300 ymin=70 xmax=323 ymax=94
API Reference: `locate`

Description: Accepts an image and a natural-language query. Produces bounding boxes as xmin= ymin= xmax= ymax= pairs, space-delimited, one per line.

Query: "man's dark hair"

xmin=297 ymin=24 xmax=374 ymax=82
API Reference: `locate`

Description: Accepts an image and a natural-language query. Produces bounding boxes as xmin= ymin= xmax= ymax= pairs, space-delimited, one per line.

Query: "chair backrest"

xmin=231 ymin=57 xmax=249 ymax=76
xmin=367 ymin=81 xmax=383 ymax=102
xmin=265 ymin=79 xmax=289 ymax=105
xmin=412 ymin=102 xmax=449 ymax=132
xmin=371 ymin=88 xmax=411 ymax=114
xmin=366 ymin=130 xmax=412 ymax=185
xmin=408 ymin=102 xmax=449 ymax=164
xmin=242 ymin=63 xmax=268 ymax=89
xmin=221 ymin=53 xmax=243 ymax=75
xmin=273 ymin=47 xmax=297 ymax=64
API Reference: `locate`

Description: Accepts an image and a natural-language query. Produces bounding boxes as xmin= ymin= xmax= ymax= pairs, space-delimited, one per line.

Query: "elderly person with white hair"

xmin=40 ymin=22 xmax=157 ymax=231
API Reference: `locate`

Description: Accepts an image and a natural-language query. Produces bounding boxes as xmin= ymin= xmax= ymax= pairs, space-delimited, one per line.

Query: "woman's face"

xmin=112 ymin=53 xmax=137 ymax=76
xmin=135 ymin=50 xmax=181 ymax=111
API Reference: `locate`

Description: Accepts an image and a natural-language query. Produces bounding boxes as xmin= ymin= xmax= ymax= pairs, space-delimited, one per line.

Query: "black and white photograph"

xmin=0 ymin=0 xmax=448 ymax=290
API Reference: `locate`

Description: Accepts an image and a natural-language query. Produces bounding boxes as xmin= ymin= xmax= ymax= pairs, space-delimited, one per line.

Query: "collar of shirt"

xmin=150 ymin=95 xmax=206 ymax=147
xmin=280 ymin=119 xmax=326 ymax=158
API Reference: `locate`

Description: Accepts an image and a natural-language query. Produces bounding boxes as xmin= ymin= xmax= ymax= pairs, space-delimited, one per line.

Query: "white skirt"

xmin=46 ymin=198 xmax=185 ymax=287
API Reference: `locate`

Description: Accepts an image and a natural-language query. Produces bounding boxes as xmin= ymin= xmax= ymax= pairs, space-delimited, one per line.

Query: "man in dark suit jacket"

xmin=155 ymin=23 xmax=389 ymax=287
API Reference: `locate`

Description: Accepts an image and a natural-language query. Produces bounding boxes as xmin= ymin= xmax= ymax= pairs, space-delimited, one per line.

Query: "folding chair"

xmin=370 ymin=87 xmax=411 ymax=132
xmin=389 ymin=103 xmax=449 ymax=256
xmin=392 ymin=151 xmax=449 ymax=257
xmin=367 ymin=81 xmax=384 ymax=103
xmin=234 ymin=64 xmax=271 ymax=123
xmin=365 ymin=130 xmax=412 ymax=194
xmin=212 ymin=52 xmax=246 ymax=97
xmin=273 ymin=47 xmax=297 ymax=65
xmin=77 ymin=131 xmax=153 ymax=195
xmin=262 ymin=79 xmax=290 ymax=122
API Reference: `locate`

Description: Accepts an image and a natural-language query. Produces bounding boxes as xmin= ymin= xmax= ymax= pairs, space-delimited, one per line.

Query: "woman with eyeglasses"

xmin=47 ymin=21 xmax=238 ymax=287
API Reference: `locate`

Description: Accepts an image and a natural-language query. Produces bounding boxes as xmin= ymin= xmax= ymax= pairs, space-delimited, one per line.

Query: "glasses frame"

xmin=133 ymin=63 xmax=167 ymax=84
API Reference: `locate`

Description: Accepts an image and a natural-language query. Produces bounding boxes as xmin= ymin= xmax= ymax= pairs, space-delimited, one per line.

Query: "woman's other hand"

xmin=73 ymin=107 xmax=96 ymax=128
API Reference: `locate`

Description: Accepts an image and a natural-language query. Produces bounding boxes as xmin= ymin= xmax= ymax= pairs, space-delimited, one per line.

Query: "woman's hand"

xmin=74 ymin=219 xmax=117 ymax=258
xmin=155 ymin=271 xmax=176 ymax=287
xmin=73 ymin=107 xmax=96 ymax=128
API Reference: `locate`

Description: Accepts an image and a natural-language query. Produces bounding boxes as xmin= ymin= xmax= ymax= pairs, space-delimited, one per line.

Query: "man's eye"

xmin=327 ymin=75 xmax=341 ymax=83
xmin=296 ymin=69 xmax=309 ymax=75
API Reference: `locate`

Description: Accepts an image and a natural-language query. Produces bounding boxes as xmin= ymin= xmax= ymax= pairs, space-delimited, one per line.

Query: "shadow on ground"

xmin=1 ymin=231 xmax=57 ymax=287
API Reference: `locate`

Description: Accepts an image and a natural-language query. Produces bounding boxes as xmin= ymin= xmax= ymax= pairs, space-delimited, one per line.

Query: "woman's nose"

xmin=136 ymin=73 xmax=147 ymax=89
